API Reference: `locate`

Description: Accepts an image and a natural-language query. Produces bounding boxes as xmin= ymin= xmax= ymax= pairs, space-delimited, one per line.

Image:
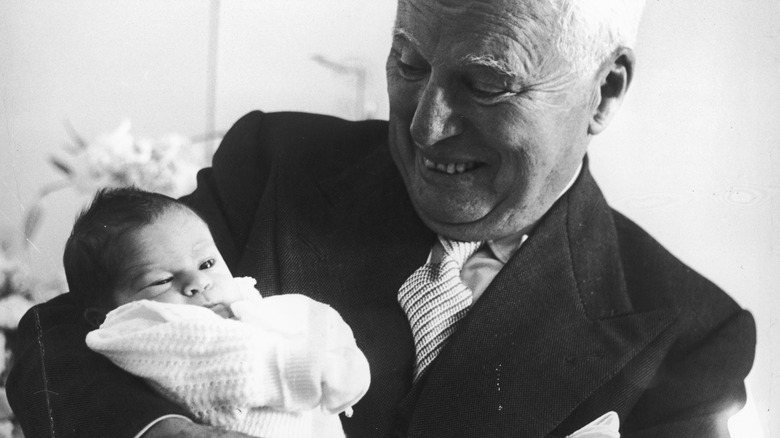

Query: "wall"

xmin=1 ymin=0 xmax=777 ymax=435
xmin=0 ymin=1 xmax=213 ymax=275
xmin=589 ymin=2 xmax=779 ymax=435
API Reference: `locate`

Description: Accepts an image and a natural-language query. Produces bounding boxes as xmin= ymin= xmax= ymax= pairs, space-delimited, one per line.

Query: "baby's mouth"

xmin=205 ymin=303 xmax=232 ymax=318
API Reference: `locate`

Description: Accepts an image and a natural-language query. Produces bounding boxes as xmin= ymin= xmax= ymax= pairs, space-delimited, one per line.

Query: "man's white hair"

xmin=550 ymin=0 xmax=646 ymax=77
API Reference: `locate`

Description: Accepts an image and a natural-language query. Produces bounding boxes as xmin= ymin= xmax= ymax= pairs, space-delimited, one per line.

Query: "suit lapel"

xmin=406 ymin=166 xmax=678 ymax=437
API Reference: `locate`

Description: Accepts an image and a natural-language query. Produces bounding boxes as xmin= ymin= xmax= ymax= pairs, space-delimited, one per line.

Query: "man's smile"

xmin=422 ymin=157 xmax=481 ymax=175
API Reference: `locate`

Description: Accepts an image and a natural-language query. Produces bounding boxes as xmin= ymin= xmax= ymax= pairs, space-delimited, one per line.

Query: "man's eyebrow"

xmin=392 ymin=27 xmax=421 ymax=48
xmin=460 ymin=54 xmax=519 ymax=78
xmin=393 ymin=26 xmax=519 ymax=79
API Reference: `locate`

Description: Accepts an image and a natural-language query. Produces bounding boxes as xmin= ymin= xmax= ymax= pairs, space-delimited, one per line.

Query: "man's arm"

xmin=623 ymin=308 xmax=756 ymax=437
xmin=142 ymin=418 xmax=255 ymax=438
xmin=7 ymin=293 xmax=190 ymax=437
xmin=606 ymin=212 xmax=758 ymax=437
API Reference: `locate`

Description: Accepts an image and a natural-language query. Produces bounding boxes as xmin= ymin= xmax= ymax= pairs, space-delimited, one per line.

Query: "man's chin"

xmin=415 ymin=202 xmax=537 ymax=242
xmin=416 ymin=208 xmax=496 ymax=242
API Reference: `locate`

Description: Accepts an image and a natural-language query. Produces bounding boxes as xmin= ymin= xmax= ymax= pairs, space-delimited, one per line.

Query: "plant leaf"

xmin=63 ymin=120 xmax=87 ymax=149
xmin=23 ymin=203 xmax=43 ymax=244
xmin=50 ymin=157 xmax=72 ymax=175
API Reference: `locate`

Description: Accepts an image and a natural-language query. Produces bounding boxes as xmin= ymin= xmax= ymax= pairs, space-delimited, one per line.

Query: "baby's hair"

xmin=63 ymin=186 xmax=199 ymax=308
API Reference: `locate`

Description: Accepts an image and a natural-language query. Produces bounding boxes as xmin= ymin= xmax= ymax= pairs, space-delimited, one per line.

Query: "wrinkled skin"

xmin=386 ymin=0 xmax=629 ymax=241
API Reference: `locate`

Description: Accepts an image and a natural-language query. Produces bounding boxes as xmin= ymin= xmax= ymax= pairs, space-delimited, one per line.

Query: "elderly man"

xmin=9 ymin=0 xmax=754 ymax=437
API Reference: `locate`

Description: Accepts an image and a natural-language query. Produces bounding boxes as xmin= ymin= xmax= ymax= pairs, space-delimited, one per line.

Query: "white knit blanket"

xmin=86 ymin=278 xmax=370 ymax=438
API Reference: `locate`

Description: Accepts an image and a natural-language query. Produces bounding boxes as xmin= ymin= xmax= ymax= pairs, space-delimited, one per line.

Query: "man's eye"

xmin=396 ymin=59 xmax=428 ymax=80
xmin=200 ymin=259 xmax=215 ymax=270
xmin=468 ymin=82 xmax=516 ymax=101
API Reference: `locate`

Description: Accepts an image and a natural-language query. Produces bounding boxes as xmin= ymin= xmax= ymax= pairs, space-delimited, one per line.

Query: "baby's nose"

xmin=182 ymin=271 xmax=212 ymax=297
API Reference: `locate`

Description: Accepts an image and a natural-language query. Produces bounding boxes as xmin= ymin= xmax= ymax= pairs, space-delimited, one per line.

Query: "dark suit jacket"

xmin=8 ymin=111 xmax=755 ymax=438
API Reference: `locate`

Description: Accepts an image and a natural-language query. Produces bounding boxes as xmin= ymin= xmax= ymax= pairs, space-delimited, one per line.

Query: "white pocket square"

xmin=565 ymin=411 xmax=620 ymax=438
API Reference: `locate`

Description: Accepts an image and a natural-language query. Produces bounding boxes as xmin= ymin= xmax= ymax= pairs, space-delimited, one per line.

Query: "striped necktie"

xmin=398 ymin=237 xmax=482 ymax=382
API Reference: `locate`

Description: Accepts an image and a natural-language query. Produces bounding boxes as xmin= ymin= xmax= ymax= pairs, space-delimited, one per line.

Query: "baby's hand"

xmin=320 ymin=344 xmax=371 ymax=414
xmin=230 ymin=292 xmax=371 ymax=413
xmin=230 ymin=294 xmax=312 ymax=337
xmin=233 ymin=276 xmax=260 ymax=301
xmin=319 ymin=310 xmax=371 ymax=415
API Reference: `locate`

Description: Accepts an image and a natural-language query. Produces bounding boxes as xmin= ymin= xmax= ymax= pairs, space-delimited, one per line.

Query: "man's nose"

xmin=181 ymin=271 xmax=212 ymax=297
xmin=410 ymin=81 xmax=462 ymax=148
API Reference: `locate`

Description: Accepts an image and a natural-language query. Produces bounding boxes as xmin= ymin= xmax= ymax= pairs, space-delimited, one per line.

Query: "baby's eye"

xmin=150 ymin=277 xmax=172 ymax=287
xmin=200 ymin=259 xmax=215 ymax=270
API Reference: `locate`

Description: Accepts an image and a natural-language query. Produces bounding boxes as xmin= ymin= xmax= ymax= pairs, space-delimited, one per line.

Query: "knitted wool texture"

xmin=86 ymin=277 xmax=370 ymax=438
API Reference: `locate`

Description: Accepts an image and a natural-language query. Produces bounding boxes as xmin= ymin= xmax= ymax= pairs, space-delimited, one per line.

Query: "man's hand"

xmin=142 ymin=418 xmax=256 ymax=438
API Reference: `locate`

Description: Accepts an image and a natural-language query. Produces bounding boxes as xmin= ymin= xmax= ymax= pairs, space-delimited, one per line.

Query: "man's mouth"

xmin=423 ymin=158 xmax=480 ymax=175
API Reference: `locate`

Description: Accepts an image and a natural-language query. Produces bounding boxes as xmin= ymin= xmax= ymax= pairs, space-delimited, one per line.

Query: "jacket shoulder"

xmin=611 ymin=210 xmax=743 ymax=318
xmin=186 ymin=111 xmax=389 ymax=264
xmin=214 ymin=110 xmax=388 ymax=172
xmin=610 ymin=211 xmax=756 ymax=435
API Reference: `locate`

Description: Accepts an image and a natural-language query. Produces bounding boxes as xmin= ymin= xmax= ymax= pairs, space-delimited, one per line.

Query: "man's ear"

xmin=588 ymin=47 xmax=635 ymax=135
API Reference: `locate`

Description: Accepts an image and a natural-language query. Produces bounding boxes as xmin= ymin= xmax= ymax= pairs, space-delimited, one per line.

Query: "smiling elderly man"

xmin=9 ymin=0 xmax=755 ymax=437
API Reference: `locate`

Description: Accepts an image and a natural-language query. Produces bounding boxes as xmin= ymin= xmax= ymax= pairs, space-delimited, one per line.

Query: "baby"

xmin=65 ymin=187 xmax=370 ymax=438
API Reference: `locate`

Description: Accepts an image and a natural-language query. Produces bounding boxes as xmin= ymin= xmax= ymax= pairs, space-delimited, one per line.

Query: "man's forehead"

xmin=398 ymin=0 xmax=550 ymax=15
xmin=393 ymin=27 xmax=520 ymax=78
xmin=394 ymin=0 xmax=556 ymax=77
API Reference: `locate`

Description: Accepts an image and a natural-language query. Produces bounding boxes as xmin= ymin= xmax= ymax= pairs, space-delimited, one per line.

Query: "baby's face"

xmin=111 ymin=209 xmax=239 ymax=317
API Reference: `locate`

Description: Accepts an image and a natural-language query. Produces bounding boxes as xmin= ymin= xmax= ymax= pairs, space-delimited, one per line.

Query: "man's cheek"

xmin=389 ymin=82 xmax=420 ymax=113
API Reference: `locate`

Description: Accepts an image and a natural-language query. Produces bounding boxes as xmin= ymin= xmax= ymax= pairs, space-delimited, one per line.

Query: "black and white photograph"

xmin=1 ymin=1 xmax=777 ymax=437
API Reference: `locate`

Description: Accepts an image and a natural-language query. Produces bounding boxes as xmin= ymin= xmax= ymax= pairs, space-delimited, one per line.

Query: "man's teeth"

xmin=423 ymin=158 xmax=476 ymax=175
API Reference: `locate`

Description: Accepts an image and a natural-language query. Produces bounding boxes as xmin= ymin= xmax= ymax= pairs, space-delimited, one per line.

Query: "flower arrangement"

xmin=0 ymin=121 xmax=219 ymax=437
xmin=51 ymin=119 xmax=214 ymax=198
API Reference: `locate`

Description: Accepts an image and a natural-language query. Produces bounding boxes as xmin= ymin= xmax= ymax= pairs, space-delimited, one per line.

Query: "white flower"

xmin=0 ymin=239 xmax=25 ymax=297
xmin=0 ymin=257 xmax=9 ymax=291
xmin=54 ymin=151 xmax=112 ymax=193
xmin=0 ymin=332 xmax=5 ymax=378
xmin=93 ymin=119 xmax=135 ymax=163
xmin=167 ymin=160 xmax=201 ymax=198
xmin=151 ymin=133 xmax=189 ymax=163
xmin=0 ymin=295 xmax=35 ymax=330
xmin=0 ymin=419 xmax=13 ymax=437
xmin=53 ymin=120 xmax=215 ymax=198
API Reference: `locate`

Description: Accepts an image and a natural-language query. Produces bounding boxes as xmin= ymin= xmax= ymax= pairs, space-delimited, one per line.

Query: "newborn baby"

xmin=65 ymin=187 xmax=368 ymax=437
